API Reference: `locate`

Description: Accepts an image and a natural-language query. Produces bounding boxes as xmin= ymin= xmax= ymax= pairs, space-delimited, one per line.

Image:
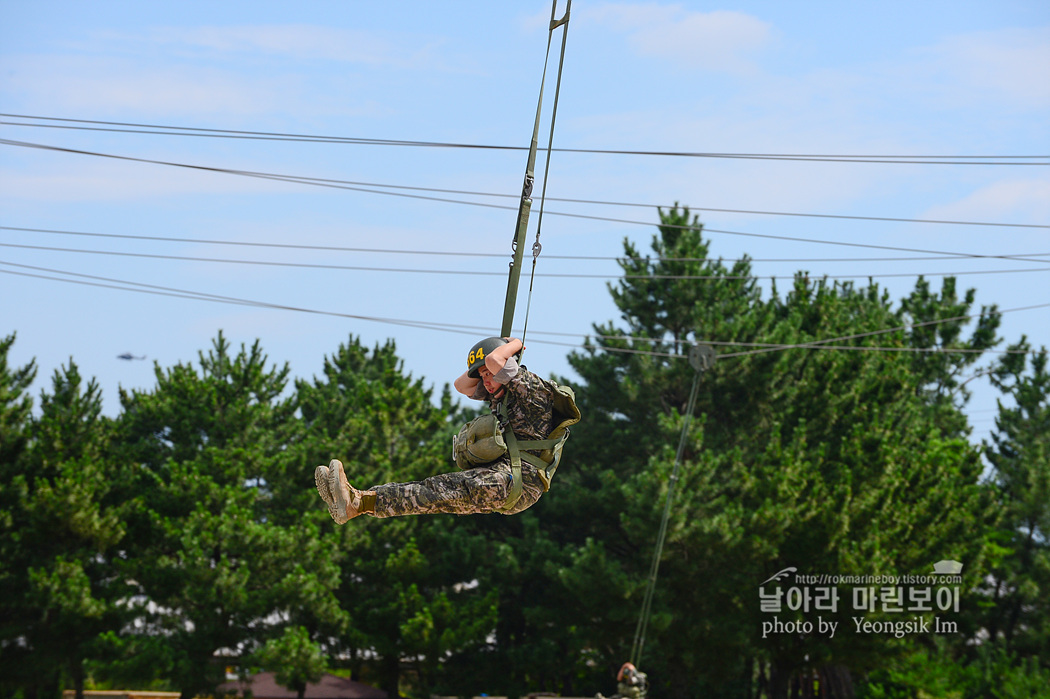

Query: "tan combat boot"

xmin=314 ymin=459 xmax=375 ymax=524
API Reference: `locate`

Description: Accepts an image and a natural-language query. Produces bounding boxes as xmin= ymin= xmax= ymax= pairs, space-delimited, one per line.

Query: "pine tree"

xmin=0 ymin=332 xmax=35 ymax=466
xmin=295 ymin=336 xmax=496 ymax=696
xmin=113 ymin=332 xmax=341 ymax=699
xmin=983 ymin=339 xmax=1050 ymax=664
xmin=0 ymin=356 xmax=127 ymax=699
xmin=554 ymin=210 xmax=999 ymax=697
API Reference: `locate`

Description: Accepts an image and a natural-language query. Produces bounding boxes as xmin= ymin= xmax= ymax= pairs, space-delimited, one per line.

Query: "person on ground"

xmin=597 ymin=662 xmax=649 ymax=699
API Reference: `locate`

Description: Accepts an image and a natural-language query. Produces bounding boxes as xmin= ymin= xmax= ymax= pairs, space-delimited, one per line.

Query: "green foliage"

xmin=253 ymin=626 xmax=327 ymax=699
xmin=0 ymin=334 xmax=36 ymax=646
xmin=294 ymin=337 xmax=497 ymax=697
xmin=555 ymin=208 xmax=1000 ymax=696
xmin=858 ymin=643 xmax=1050 ymax=699
xmin=112 ymin=332 xmax=341 ymax=699
xmin=0 ymin=353 xmax=127 ymax=699
xmin=0 ymin=205 xmax=1044 ymax=699
xmin=0 ymin=331 xmax=36 ymax=466
xmin=980 ymin=339 xmax=1050 ymax=665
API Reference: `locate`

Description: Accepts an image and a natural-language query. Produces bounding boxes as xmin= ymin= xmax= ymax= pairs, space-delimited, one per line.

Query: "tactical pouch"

xmin=452 ymin=414 xmax=508 ymax=469
xmin=520 ymin=381 xmax=581 ymax=491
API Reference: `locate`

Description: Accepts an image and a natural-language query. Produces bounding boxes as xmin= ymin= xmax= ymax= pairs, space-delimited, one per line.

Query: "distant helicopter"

xmin=117 ymin=353 xmax=146 ymax=361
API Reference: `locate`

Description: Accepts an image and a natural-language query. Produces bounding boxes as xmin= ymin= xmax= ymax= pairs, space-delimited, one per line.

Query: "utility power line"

xmin=1 ymin=136 xmax=1045 ymax=231
xmin=717 ymin=303 xmax=1048 ymax=359
xmin=2 ymin=139 xmax=1047 ymax=263
xmin=1 ymin=259 xmax=1041 ymax=358
xmin=5 ymin=226 xmax=1049 ymax=265
xmin=3 ymin=113 xmax=1048 ymax=165
xmin=4 ymin=240 xmax=1050 ymax=282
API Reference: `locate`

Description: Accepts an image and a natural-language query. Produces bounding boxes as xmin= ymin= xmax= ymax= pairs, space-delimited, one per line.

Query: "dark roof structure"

xmin=216 ymin=672 xmax=387 ymax=699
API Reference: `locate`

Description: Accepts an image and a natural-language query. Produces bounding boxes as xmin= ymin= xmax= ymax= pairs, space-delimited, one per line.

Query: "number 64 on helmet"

xmin=466 ymin=337 xmax=510 ymax=378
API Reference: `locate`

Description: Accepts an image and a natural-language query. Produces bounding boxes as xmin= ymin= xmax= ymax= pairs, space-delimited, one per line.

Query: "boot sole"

xmin=327 ymin=459 xmax=354 ymax=524
xmin=314 ymin=465 xmax=334 ymax=506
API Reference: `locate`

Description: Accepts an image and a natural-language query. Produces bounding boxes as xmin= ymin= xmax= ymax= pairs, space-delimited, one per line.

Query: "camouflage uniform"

xmin=370 ymin=358 xmax=554 ymax=517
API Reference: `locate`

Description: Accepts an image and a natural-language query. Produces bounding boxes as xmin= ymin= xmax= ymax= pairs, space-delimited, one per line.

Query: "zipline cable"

xmin=630 ymin=344 xmax=715 ymax=668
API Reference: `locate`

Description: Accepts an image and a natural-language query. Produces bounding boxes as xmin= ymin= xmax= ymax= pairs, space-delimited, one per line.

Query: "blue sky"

xmin=2 ymin=1 xmax=1048 ymax=445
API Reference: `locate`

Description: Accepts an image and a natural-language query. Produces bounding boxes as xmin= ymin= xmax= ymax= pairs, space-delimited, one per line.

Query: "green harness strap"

xmin=494 ymin=1 xmax=573 ymax=515
xmin=500 ymin=0 xmax=571 ymax=340
xmin=493 ymin=382 xmax=579 ymax=514
xmin=494 ymin=421 xmax=524 ymax=514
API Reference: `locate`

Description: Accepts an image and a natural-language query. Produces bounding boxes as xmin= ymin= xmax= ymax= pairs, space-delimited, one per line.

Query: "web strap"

xmin=501 ymin=0 xmax=572 ymax=351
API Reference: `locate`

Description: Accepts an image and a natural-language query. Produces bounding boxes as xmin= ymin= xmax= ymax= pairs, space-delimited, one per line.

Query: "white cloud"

xmin=921 ymin=178 xmax=1050 ymax=225
xmin=582 ymin=2 xmax=685 ymax=30
xmin=583 ymin=3 xmax=773 ymax=74
xmin=0 ymin=156 xmax=292 ymax=202
xmin=0 ymin=51 xmax=393 ymax=119
xmin=1 ymin=22 xmax=464 ymax=118
xmin=144 ymin=25 xmax=441 ymax=68
xmin=905 ymin=27 xmax=1050 ymax=111
xmin=3 ymin=55 xmax=304 ymax=116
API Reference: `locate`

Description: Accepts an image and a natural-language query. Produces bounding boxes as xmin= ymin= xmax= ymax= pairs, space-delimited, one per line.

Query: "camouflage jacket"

xmin=471 ymin=359 xmax=554 ymax=444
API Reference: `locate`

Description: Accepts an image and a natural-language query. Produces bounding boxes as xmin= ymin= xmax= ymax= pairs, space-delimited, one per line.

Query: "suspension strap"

xmin=501 ymin=0 xmax=572 ymax=345
xmin=493 ymin=400 xmax=524 ymax=514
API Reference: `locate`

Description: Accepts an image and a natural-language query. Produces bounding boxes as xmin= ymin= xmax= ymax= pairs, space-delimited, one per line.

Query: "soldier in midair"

xmin=315 ymin=336 xmax=577 ymax=521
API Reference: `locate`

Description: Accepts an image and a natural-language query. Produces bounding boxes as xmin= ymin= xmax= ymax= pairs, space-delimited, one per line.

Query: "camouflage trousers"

xmin=370 ymin=455 xmax=544 ymax=517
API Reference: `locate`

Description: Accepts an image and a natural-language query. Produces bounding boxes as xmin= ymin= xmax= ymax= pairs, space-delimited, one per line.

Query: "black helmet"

xmin=467 ymin=337 xmax=508 ymax=378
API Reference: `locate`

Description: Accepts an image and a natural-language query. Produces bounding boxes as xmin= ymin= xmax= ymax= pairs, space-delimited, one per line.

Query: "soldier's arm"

xmin=454 ymin=371 xmax=480 ymax=397
xmin=484 ymin=337 xmax=523 ymax=375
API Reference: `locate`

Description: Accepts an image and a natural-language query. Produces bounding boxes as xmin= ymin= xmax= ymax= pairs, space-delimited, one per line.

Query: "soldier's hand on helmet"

xmin=503 ymin=337 xmax=524 ymax=356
